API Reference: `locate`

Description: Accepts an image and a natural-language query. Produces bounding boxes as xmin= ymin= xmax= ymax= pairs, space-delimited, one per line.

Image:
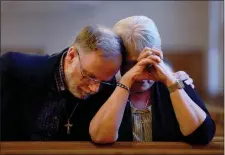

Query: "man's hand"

xmin=173 ymin=71 xmax=195 ymax=89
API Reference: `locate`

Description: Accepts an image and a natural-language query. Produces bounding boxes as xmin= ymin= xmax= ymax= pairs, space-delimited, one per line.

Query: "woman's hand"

xmin=137 ymin=47 xmax=176 ymax=85
xmin=122 ymin=52 xmax=160 ymax=83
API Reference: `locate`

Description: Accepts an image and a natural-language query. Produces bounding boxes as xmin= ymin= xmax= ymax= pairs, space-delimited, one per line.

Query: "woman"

xmin=89 ymin=16 xmax=215 ymax=145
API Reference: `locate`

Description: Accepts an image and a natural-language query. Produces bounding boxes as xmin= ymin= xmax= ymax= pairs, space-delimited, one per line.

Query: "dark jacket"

xmin=0 ymin=50 xmax=115 ymax=141
xmin=118 ymin=81 xmax=216 ymax=145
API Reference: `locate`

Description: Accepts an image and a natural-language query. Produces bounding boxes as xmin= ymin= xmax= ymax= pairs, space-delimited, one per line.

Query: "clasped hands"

xmin=124 ymin=47 xmax=194 ymax=88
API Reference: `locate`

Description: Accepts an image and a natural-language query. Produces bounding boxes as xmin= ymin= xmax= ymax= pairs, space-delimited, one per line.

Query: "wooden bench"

xmin=1 ymin=141 xmax=223 ymax=155
xmin=213 ymin=136 xmax=224 ymax=142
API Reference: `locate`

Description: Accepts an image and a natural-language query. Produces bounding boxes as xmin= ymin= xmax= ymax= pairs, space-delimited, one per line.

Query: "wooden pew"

xmin=1 ymin=141 xmax=223 ymax=155
xmin=213 ymin=136 xmax=224 ymax=142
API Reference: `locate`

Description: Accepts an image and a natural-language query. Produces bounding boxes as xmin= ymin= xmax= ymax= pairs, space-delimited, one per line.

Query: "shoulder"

xmin=0 ymin=52 xmax=50 ymax=74
xmin=0 ymin=51 xmax=63 ymax=88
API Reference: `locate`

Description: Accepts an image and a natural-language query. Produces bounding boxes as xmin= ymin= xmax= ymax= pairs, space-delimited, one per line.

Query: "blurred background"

xmin=1 ymin=1 xmax=224 ymax=137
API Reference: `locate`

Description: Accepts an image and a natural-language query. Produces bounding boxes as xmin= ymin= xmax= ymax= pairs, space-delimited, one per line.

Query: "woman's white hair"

xmin=113 ymin=16 xmax=161 ymax=57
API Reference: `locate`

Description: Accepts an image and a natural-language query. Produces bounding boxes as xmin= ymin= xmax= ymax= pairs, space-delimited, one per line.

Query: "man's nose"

xmin=89 ymin=83 xmax=100 ymax=93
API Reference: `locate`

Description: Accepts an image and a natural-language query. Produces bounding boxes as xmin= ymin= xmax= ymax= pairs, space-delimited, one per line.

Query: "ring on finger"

xmin=147 ymin=50 xmax=153 ymax=56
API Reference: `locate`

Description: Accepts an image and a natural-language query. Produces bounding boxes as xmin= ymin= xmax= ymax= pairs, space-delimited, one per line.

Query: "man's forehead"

xmin=82 ymin=53 xmax=119 ymax=81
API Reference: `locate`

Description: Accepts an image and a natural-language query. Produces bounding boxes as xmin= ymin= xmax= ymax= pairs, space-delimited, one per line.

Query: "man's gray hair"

xmin=113 ymin=16 xmax=161 ymax=56
xmin=74 ymin=25 xmax=124 ymax=58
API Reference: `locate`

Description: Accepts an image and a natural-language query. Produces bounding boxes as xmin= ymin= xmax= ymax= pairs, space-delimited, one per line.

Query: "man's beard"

xmin=68 ymin=85 xmax=89 ymax=100
xmin=65 ymin=68 xmax=97 ymax=100
xmin=65 ymin=70 xmax=88 ymax=100
xmin=68 ymin=82 xmax=99 ymax=100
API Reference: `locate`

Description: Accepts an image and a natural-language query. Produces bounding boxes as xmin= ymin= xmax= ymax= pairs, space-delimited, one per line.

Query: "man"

xmin=89 ymin=16 xmax=215 ymax=145
xmin=1 ymin=25 xmax=124 ymax=141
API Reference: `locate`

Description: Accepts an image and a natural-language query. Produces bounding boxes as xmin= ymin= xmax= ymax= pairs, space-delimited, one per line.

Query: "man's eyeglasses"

xmin=76 ymin=51 xmax=114 ymax=86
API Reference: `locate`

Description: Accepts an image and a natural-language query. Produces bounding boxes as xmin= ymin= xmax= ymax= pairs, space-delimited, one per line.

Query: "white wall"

xmin=1 ymin=1 xmax=223 ymax=96
xmin=207 ymin=1 xmax=224 ymax=96
xmin=1 ymin=1 xmax=209 ymax=54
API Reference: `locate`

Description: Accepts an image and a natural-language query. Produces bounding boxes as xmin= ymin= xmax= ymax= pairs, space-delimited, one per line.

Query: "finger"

xmin=137 ymin=58 xmax=158 ymax=67
xmin=153 ymin=61 xmax=166 ymax=71
xmin=138 ymin=47 xmax=163 ymax=61
xmin=174 ymin=71 xmax=189 ymax=80
xmin=184 ymin=78 xmax=194 ymax=86
xmin=151 ymin=47 xmax=163 ymax=60
xmin=138 ymin=47 xmax=154 ymax=61
xmin=180 ymin=72 xmax=190 ymax=81
xmin=141 ymin=47 xmax=162 ymax=58
xmin=185 ymin=81 xmax=195 ymax=89
xmin=139 ymin=47 xmax=152 ymax=56
xmin=137 ymin=50 xmax=152 ymax=62
xmin=146 ymin=55 xmax=161 ymax=63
